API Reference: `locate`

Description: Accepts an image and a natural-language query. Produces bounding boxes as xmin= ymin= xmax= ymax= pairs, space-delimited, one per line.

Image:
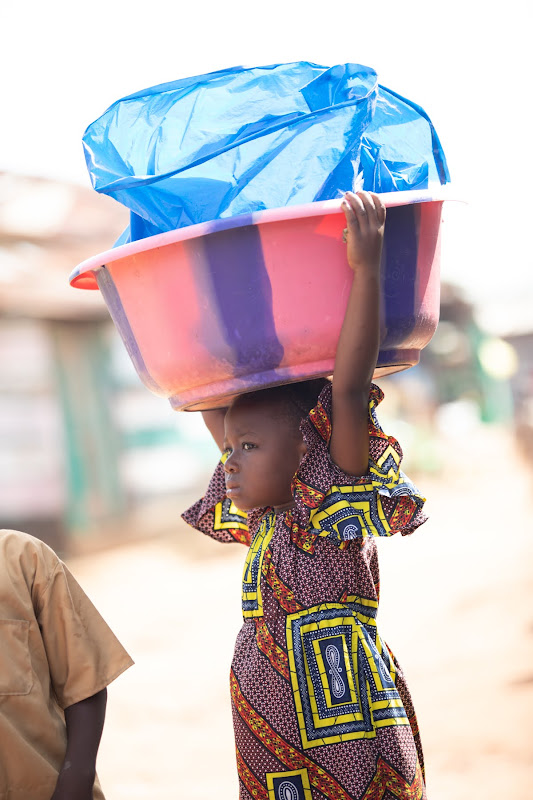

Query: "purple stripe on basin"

xmin=381 ymin=204 xmax=418 ymax=348
xmin=192 ymin=218 xmax=285 ymax=374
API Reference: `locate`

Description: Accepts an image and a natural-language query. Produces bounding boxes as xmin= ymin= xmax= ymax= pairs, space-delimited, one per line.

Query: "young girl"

xmin=183 ymin=191 xmax=428 ymax=800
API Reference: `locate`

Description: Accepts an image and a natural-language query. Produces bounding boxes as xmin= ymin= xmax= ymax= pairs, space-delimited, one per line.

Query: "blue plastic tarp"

xmin=83 ymin=62 xmax=449 ymax=244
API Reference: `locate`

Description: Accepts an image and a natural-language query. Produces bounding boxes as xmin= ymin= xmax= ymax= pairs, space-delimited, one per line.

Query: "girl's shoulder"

xmin=289 ymin=383 xmax=426 ymax=545
xmin=296 ymin=381 xmax=386 ymax=487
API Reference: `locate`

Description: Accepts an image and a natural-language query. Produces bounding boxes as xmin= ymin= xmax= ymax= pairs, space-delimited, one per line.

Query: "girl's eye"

xmin=223 ymin=446 xmax=232 ymax=456
xmin=242 ymin=442 xmax=256 ymax=451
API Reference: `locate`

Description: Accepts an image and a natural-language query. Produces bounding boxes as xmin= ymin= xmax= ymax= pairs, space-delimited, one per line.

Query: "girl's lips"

xmin=226 ymin=486 xmax=240 ymax=495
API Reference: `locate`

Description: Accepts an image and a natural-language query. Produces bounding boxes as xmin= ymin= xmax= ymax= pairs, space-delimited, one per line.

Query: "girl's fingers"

xmin=369 ymin=192 xmax=386 ymax=227
xmin=345 ymin=190 xmax=386 ymax=229
xmin=356 ymin=191 xmax=378 ymax=229
xmin=341 ymin=196 xmax=360 ymax=231
xmin=344 ymin=191 xmax=366 ymax=219
xmin=345 ymin=190 xmax=380 ymax=231
xmin=342 ymin=193 xmax=365 ymax=237
xmin=343 ymin=190 xmax=386 ymax=244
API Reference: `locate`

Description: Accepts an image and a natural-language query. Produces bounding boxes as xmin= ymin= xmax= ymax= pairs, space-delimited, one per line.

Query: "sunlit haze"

xmin=1 ymin=0 xmax=530 ymax=327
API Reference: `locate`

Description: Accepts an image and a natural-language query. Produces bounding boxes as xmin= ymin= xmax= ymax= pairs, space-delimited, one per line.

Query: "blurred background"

xmin=1 ymin=1 xmax=532 ymax=798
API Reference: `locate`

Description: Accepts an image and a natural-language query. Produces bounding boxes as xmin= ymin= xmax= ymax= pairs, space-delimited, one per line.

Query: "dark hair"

xmin=234 ymin=378 xmax=329 ymax=432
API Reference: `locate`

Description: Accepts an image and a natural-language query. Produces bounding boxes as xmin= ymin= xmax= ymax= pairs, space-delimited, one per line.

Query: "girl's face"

xmin=223 ymin=398 xmax=306 ymax=512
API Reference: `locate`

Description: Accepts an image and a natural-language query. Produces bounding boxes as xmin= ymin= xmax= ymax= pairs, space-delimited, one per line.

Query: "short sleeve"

xmin=36 ymin=561 xmax=134 ymax=709
xmin=291 ymin=381 xmax=427 ymax=542
xmin=182 ymin=457 xmax=251 ymax=546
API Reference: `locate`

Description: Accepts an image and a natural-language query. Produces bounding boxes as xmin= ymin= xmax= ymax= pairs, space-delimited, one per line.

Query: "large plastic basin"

xmin=70 ymin=190 xmax=446 ymax=411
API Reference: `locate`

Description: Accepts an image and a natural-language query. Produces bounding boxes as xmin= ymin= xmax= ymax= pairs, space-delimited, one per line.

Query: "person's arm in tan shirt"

xmin=50 ymin=688 xmax=107 ymax=800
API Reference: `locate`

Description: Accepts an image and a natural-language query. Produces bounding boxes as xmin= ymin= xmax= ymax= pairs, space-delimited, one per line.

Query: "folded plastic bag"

xmin=83 ymin=61 xmax=449 ymax=243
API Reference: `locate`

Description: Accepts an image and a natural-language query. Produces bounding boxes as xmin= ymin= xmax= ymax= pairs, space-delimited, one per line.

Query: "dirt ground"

xmin=68 ymin=424 xmax=533 ymax=800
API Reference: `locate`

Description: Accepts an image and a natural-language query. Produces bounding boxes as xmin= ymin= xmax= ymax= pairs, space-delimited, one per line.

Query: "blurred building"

xmin=370 ymin=282 xmax=523 ymax=476
xmin=0 ymin=173 xmax=215 ymax=553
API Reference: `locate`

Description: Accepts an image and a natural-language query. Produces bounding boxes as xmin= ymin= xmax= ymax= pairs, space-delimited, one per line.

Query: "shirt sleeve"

xmin=36 ymin=560 xmax=134 ymax=709
xmin=181 ymin=457 xmax=251 ymax=546
xmin=291 ymin=381 xmax=428 ymax=542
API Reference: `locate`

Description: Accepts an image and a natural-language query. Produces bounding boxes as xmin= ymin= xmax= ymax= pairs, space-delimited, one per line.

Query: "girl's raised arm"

xmin=329 ymin=191 xmax=386 ymax=476
xmin=202 ymin=408 xmax=227 ymax=452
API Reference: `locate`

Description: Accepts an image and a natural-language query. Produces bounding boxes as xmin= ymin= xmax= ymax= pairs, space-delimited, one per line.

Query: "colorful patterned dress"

xmin=183 ymin=383 xmax=428 ymax=800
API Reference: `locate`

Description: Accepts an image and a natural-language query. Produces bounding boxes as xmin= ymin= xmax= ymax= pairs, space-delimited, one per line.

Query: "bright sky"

xmin=1 ymin=0 xmax=531 ymax=330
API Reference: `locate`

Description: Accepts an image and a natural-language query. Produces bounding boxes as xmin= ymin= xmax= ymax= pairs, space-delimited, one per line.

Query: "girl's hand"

xmin=341 ymin=191 xmax=386 ymax=273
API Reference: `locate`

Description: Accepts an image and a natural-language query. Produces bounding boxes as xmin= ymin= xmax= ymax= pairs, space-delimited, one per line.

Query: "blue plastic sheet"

xmin=83 ymin=62 xmax=450 ymax=244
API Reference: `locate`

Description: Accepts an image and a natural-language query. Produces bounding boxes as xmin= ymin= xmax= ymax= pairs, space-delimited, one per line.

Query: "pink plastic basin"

xmin=70 ymin=190 xmax=447 ymax=411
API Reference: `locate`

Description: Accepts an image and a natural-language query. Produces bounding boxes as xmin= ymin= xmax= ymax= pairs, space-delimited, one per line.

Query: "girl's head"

xmin=223 ymin=378 xmax=328 ymax=512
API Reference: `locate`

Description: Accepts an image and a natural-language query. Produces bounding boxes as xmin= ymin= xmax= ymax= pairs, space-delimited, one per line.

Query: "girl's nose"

xmin=224 ymin=453 xmax=238 ymax=472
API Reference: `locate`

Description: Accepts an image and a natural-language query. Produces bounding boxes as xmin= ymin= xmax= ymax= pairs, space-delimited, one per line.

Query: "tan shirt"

xmin=0 ymin=530 xmax=134 ymax=800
